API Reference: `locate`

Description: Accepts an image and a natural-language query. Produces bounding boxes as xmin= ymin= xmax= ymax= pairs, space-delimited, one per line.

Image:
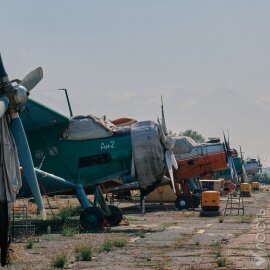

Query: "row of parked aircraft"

xmin=0 ymin=53 xmax=261 ymax=266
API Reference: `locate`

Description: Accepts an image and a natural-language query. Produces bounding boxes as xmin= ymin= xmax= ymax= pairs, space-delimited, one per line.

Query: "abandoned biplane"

xmin=0 ymin=54 xmax=45 ymax=266
xmin=18 ymin=95 xmax=181 ymax=229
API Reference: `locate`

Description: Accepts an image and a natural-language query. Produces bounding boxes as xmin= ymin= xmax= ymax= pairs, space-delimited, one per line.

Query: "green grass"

xmin=100 ymin=240 xmax=114 ymax=252
xmin=100 ymin=238 xmax=128 ymax=252
xmin=51 ymin=253 xmax=68 ymax=269
xmin=55 ymin=206 xmax=81 ymax=223
xmin=26 ymin=239 xmax=33 ymax=249
xmin=136 ymin=229 xmax=146 ymax=238
xmin=61 ymin=225 xmax=78 ymax=236
xmin=112 ymin=238 xmax=128 ymax=248
xmin=210 ymin=242 xmax=220 ymax=248
xmin=240 ymin=215 xmax=255 ymax=223
xmin=217 ymin=257 xmax=226 ymax=267
xmin=75 ymin=246 xmax=92 ymax=261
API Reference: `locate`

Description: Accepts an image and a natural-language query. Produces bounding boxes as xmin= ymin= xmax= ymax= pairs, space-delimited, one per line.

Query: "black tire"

xmin=80 ymin=207 xmax=104 ymax=230
xmin=191 ymin=193 xmax=201 ymax=208
xmin=106 ymin=205 xmax=123 ymax=226
xmin=175 ymin=196 xmax=191 ymax=210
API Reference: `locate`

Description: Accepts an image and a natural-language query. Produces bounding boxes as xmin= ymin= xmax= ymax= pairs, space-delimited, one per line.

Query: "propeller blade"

xmin=10 ymin=116 xmax=46 ymax=220
xmin=170 ymin=149 xmax=178 ymax=170
xmin=157 ymin=118 xmax=166 ymax=146
xmin=161 ymin=95 xmax=168 ymax=135
xmin=241 ymin=164 xmax=248 ymax=183
xmin=0 ymin=97 xmax=9 ymax=118
xmin=21 ymin=67 xmax=43 ymax=91
xmin=228 ymin=156 xmax=238 ymax=183
xmin=0 ymin=54 xmax=8 ymax=80
xmin=165 ymin=150 xmax=176 ymax=193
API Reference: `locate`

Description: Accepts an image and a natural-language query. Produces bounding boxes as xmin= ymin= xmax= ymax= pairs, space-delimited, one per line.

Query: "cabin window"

xmin=78 ymin=154 xmax=111 ymax=168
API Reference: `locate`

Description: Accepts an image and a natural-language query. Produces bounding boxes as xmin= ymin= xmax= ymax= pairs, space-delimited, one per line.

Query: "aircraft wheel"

xmin=191 ymin=193 xmax=201 ymax=208
xmin=80 ymin=207 xmax=104 ymax=230
xmin=175 ymin=195 xmax=190 ymax=210
xmin=106 ymin=205 xmax=123 ymax=226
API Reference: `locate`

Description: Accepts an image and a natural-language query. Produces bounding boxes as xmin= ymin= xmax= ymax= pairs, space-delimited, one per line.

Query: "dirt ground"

xmin=5 ymin=187 xmax=270 ymax=270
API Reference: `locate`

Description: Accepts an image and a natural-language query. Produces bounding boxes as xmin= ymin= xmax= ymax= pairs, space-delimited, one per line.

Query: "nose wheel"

xmin=80 ymin=207 xmax=105 ymax=230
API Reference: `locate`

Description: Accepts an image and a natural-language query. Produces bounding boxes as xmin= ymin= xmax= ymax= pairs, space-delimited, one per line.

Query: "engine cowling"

xmin=131 ymin=121 xmax=166 ymax=197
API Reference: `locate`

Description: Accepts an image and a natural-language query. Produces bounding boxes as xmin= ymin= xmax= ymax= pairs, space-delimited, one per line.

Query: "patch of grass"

xmin=75 ymin=245 xmax=92 ymax=261
xmin=112 ymin=238 xmax=128 ymax=248
xmin=99 ymin=238 xmax=128 ymax=252
xmin=210 ymin=242 xmax=220 ymax=248
xmin=217 ymin=257 xmax=226 ymax=267
xmin=51 ymin=253 xmax=68 ymax=269
xmin=218 ymin=216 xmax=224 ymax=223
xmin=136 ymin=229 xmax=146 ymax=238
xmin=126 ymin=216 xmax=140 ymax=222
xmin=100 ymin=239 xmax=114 ymax=252
xmin=61 ymin=224 xmax=78 ymax=236
xmin=55 ymin=206 xmax=81 ymax=223
xmin=26 ymin=239 xmax=33 ymax=249
xmin=240 ymin=215 xmax=255 ymax=223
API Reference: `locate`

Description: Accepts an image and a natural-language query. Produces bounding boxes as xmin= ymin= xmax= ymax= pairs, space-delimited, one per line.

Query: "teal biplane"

xmin=18 ymin=96 xmax=178 ymax=229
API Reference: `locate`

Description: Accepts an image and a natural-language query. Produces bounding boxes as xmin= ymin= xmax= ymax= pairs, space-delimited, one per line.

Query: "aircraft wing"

xmin=20 ymin=98 xmax=69 ymax=132
xmin=104 ymin=177 xmax=171 ymax=193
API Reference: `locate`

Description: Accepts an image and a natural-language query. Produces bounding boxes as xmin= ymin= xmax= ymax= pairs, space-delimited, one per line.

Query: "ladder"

xmin=11 ymin=204 xmax=35 ymax=240
xmin=224 ymin=192 xmax=244 ymax=216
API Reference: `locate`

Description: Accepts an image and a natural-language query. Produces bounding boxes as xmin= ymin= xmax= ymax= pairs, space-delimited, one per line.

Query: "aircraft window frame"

xmin=78 ymin=153 xmax=111 ymax=168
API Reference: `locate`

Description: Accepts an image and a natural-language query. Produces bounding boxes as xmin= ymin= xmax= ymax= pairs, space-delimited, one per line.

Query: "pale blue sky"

xmin=1 ymin=1 xmax=270 ymax=164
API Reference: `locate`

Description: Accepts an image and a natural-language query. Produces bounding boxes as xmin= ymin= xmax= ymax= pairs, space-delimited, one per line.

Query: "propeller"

xmin=0 ymin=54 xmax=46 ymax=219
xmin=223 ymin=131 xmax=238 ymax=184
xmin=257 ymin=155 xmax=263 ymax=174
xmin=158 ymin=96 xmax=178 ymax=192
xmin=239 ymin=145 xmax=248 ymax=183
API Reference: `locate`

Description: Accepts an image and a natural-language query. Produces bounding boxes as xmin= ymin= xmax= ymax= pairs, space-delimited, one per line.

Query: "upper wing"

xmin=20 ymin=99 xmax=69 ymax=132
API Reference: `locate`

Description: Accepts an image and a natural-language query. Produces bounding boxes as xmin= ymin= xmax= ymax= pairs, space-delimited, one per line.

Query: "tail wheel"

xmin=106 ymin=205 xmax=123 ymax=226
xmin=175 ymin=195 xmax=191 ymax=210
xmin=80 ymin=207 xmax=104 ymax=230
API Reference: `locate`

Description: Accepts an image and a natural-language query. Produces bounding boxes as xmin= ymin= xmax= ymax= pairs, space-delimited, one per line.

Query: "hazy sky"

xmin=1 ymin=1 xmax=270 ymax=165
